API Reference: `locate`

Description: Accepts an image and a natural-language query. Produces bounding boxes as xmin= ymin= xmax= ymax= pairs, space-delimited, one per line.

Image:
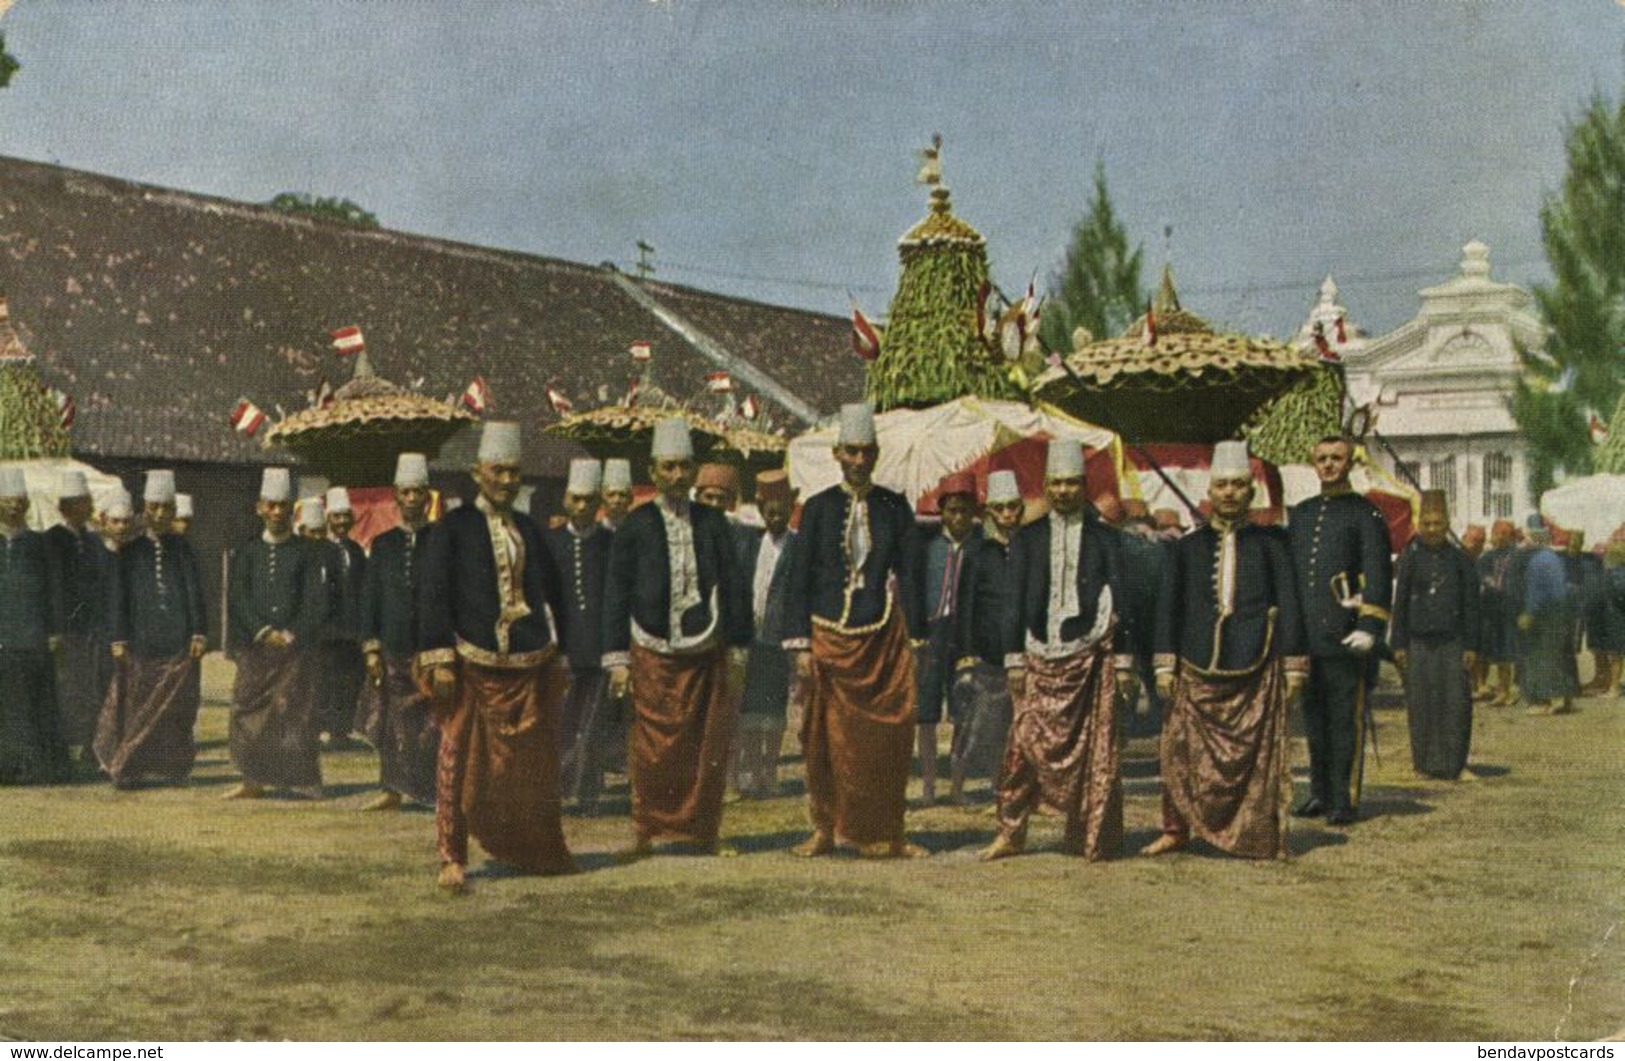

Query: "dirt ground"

xmin=1 ymin=655 xmax=1621 ymax=1041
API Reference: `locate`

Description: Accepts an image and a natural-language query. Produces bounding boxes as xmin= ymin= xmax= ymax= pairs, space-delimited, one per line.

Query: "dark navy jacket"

xmin=954 ymin=532 xmax=1014 ymax=666
xmin=1155 ymin=523 xmax=1306 ymax=674
xmin=44 ymin=524 xmax=109 ymax=638
xmin=1001 ymin=510 xmax=1129 ymax=661
xmin=601 ymin=499 xmax=751 ymax=657
xmin=227 ymin=535 xmax=327 ymax=650
xmin=322 ymin=536 xmax=368 ymax=641
xmin=362 ymin=523 xmax=434 ymax=658
xmin=783 ymin=483 xmax=923 ymax=643
xmin=419 ymin=504 xmax=566 ymax=661
xmin=0 ymin=530 xmax=61 ymax=652
xmin=1392 ymin=539 xmax=1480 ymax=650
xmin=544 ymin=522 xmax=613 ymax=672
xmin=1287 ymin=491 xmax=1393 ymax=658
xmin=111 ymin=533 xmax=207 ymax=658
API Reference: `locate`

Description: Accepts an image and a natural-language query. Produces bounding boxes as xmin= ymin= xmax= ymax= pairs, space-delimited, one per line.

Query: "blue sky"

xmin=3 ymin=1 xmax=1623 ymax=337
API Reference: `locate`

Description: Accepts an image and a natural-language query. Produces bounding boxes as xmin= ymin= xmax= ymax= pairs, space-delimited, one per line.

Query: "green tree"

xmin=267 ymin=192 xmax=380 ymax=229
xmin=1038 ymin=161 xmax=1146 ymax=353
xmin=1516 ymin=93 xmax=1625 ymax=497
xmin=0 ymin=33 xmax=20 ymax=88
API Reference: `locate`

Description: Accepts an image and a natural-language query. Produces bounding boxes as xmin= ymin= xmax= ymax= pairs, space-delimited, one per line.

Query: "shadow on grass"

xmin=1286 ymin=828 xmax=1352 ymax=856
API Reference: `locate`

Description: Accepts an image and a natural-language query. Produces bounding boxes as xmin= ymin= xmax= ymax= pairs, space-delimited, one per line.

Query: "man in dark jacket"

xmin=0 ymin=466 xmax=68 ymax=784
xmin=45 ymin=469 xmax=111 ymax=762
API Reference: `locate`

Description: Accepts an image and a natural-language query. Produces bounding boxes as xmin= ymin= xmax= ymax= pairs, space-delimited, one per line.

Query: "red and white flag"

xmin=1313 ymin=322 xmax=1339 ymax=363
xmin=546 ymin=384 xmax=573 ymax=415
xmin=230 ymin=397 xmax=267 ymax=436
xmin=851 ymin=303 xmax=881 ymax=362
xmin=741 ymin=394 xmax=760 ymax=420
xmin=1590 ymin=412 xmax=1610 ymax=445
xmin=51 ymin=388 xmax=75 ymax=429
xmin=1143 ymin=301 xmax=1157 ymax=347
xmin=705 ymin=370 xmax=733 ymax=393
xmin=329 ymin=325 xmax=365 ymax=357
xmin=629 ymin=340 xmax=652 ymax=363
xmin=461 ymin=375 xmax=490 ymax=415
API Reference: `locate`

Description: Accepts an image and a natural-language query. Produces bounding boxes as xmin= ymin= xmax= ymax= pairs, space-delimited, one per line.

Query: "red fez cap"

xmin=937 ymin=471 xmax=978 ymax=504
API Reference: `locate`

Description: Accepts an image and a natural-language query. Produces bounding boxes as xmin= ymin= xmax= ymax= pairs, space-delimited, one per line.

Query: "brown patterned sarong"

xmin=355 ymin=653 xmax=438 ymax=804
xmin=628 ymin=643 xmax=733 ymax=845
xmin=229 ymin=644 xmax=321 ymax=789
xmin=427 ymin=654 xmax=573 ymax=873
xmin=996 ymin=643 xmax=1122 ymax=860
xmin=803 ymin=608 xmax=916 ymax=848
xmin=1160 ymin=659 xmax=1291 ymax=859
xmin=94 ymin=652 xmax=201 ymax=785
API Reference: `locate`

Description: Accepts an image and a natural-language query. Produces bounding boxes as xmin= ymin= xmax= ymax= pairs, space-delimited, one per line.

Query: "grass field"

xmin=1 ymin=656 xmax=1622 ymax=1041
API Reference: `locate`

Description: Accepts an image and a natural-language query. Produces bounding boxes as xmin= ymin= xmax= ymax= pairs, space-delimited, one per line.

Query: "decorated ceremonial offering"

xmin=260 ymin=326 xmax=475 ymax=487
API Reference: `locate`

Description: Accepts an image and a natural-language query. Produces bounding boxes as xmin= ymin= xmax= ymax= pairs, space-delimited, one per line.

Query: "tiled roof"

xmin=0 ymin=156 xmax=860 ymax=475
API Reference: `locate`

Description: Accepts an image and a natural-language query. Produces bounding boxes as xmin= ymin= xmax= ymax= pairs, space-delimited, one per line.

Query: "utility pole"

xmin=635 ymin=240 xmax=655 ymax=279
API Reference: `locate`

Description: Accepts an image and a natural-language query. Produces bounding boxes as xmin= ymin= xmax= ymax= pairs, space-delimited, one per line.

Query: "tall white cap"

xmin=298 ymin=496 xmax=326 ymax=530
xmin=144 ymin=469 xmax=177 ymax=504
xmin=837 ymin=402 xmax=877 ymax=446
xmin=651 ymin=417 xmax=693 ymax=460
xmin=478 ymin=421 xmax=522 ymax=465
xmin=101 ymin=488 xmax=133 ymax=518
xmin=0 ymin=466 xmax=27 ymax=499
xmin=394 ymin=452 xmax=429 ymax=488
xmin=325 ymin=486 xmax=351 ymax=514
xmin=58 ymin=470 xmax=89 ymax=499
xmin=260 ymin=467 xmax=292 ymax=502
xmin=175 ymin=494 xmax=194 ymax=519
xmin=567 ymin=458 xmax=603 ymax=496
xmin=1210 ymin=440 xmax=1251 ymax=479
xmin=1045 ymin=438 xmax=1085 ymax=480
xmin=986 ymin=470 xmax=1020 ymax=505
xmin=602 ymin=458 xmax=632 ymax=492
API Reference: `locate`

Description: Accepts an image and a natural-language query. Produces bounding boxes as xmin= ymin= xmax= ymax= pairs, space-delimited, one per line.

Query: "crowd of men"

xmin=2 ymin=402 xmax=1623 ymax=892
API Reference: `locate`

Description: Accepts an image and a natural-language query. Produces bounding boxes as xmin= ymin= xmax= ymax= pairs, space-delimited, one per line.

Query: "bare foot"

xmin=437 ymin=862 xmax=467 ymax=895
xmin=1139 ymin=833 xmax=1187 ymax=857
xmin=221 ymin=781 xmax=264 ymax=801
xmin=979 ymin=834 xmax=1025 ymax=862
xmin=361 ymin=790 xmax=402 ymax=812
xmin=790 ymin=831 xmax=834 ymax=858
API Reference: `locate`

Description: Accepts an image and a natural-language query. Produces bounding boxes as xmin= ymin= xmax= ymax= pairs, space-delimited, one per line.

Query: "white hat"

xmin=478 ymin=421 xmax=522 ymax=464
xmin=567 ymin=458 xmax=603 ymax=496
xmin=1045 ymin=438 xmax=1085 ymax=479
xmin=101 ymin=489 xmax=133 ymax=519
xmin=837 ymin=402 xmax=876 ymax=446
xmin=260 ymin=468 xmax=292 ymax=502
xmin=175 ymin=494 xmax=194 ymax=519
xmin=394 ymin=452 xmax=430 ymax=488
xmin=986 ymin=470 xmax=1020 ymax=505
xmin=144 ymin=469 xmax=177 ymax=504
xmin=1210 ymin=440 xmax=1251 ymax=479
xmin=325 ymin=486 xmax=351 ymax=514
xmin=0 ymin=466 xmax=26 ymax=499
xmin=651 ymin=417 xmax=693 ymax=460
xmin=602 ymin=458 xmax=632 ymax=492
xmin=298 ymin=496 xmax=326 ymax=530
xmin=58 ymin=470 xmax=88 ymax=499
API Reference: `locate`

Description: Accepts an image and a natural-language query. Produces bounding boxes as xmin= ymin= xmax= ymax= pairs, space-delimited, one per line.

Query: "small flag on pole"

xmin=705 ymin=371 xmax=733 ymax=393
xmin=329 ymin=325 xmax=365 ymax=357
xmin=851 ymin=303 xmax=881 ymax=362
xmin=50 ymin=388 xmax=75 ymax=429
xmin=230 ymin=398 xmax=267 ymax=436
xmin=461 ymin=375 xmax=490 ymax=415
xmin=629 ymin=340 xmax=652 ymax=363
xmin=546 ymin=384 xmax=573 ymax=415
xmin=741 ymin=394 xmax=760 ymax=420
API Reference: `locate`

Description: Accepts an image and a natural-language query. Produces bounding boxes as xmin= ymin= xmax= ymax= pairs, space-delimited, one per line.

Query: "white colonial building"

xmin=1303 ymin=240 xmax=1544 ymax=534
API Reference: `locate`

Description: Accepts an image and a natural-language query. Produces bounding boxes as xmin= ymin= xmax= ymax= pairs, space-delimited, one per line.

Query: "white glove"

xmin=1341 ymin=630 xmax=1376 ymax=655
